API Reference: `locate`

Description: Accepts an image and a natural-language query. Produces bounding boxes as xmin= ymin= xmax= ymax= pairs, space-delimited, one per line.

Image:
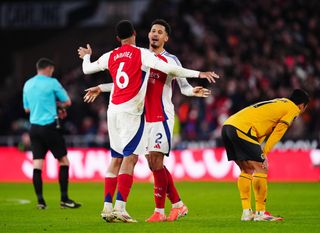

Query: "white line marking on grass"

xmin=4 ymin=199 xmax=31 ymax=205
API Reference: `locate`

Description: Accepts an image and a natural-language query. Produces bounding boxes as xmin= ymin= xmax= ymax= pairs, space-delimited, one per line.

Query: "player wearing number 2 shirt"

xmin=78 ymin=20 xmax=218 ymax=223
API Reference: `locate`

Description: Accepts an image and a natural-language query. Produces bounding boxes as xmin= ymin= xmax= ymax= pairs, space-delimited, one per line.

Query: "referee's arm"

xmin=57 ymin=100 xmax=72 ymax=109
xmin=23 ymin=87 xmax=30 ymax=113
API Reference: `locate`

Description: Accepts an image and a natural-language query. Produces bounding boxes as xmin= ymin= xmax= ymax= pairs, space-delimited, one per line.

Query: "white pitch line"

xmin=4 ymin=198 xmax=31 ymax=205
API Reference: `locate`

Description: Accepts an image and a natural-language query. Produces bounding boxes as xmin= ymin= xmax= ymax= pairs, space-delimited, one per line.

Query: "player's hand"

xmin=84 ymin=86 xmax=102 ymax=103
xmin=192 ymin=86 xmax=211 ymax=97
xmin=199 ymin=71 xmax=219 ymax=83
xmin=58 ymin=108 xmax=67 ymax=119
xmin=262 ymin=157 xmax=268 ymax=170
xmin=78 ymin=44 xmax=92 ymax=59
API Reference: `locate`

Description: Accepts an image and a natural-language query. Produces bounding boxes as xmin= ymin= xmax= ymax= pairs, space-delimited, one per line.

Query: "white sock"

xmin=103 ymin=202 xmax=113 ymax=212
xmin=114 ymin=200 xmax=126 ymax=211
xmin=172 ymin=201 xmax=183 ymax=208
xmin=155 ymin=208 xmax=165 ymax=214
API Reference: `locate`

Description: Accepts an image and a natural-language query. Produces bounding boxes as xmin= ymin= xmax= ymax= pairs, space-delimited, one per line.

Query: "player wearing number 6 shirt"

xmin=78 ymin=20 xmax=219 ymax=223
xmin=221 ymin=89 xmax=309 ymax=222
xmin=83 ymin=19 xmax=213 ymax=223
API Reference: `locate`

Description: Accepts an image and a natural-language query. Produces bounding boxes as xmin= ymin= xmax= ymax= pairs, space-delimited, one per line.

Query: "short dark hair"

xmin=289 ymin=89 xmax=310 ymax=106
xmin=151 ymin=19 xmax=171 ymax=36
xmin=116 ymin=20 xmax=135 ymax=40
xmin=36 ymin=58 xmax=55 ymax=70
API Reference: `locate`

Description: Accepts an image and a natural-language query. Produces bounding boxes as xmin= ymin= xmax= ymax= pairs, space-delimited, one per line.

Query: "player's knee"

xmin=254 ymin=167 xmax=268 ymax=174
xmin=131 ymin=155 xmax=139 ymax=165
xmin=33 ymin=159 xmax=44 ymax=170
xmin=237 ymin=161 xmax=253 ymax=174
xmin=148 ymin=154 xmax=164 ymax=171
xmin=123 ymin=154 xmax=138 ymax=167
xmin=58 ymin=155 xmax=69 ymax=166
xmin=145 ymin=155 xmax=152 ymax=170
xmin=113 ymin=157 xmax=123 ymax=167
xmin=251 ymin=162 xmax=268 ymax=173
xmin=242 ymin=168 xmax=254 ymax=174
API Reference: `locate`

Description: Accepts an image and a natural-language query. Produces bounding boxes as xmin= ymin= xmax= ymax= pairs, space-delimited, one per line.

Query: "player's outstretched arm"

xmin=78 ymin=44 xmax=110 ymax=75
xmin=142 ymin=50 xmax=219 ymax=83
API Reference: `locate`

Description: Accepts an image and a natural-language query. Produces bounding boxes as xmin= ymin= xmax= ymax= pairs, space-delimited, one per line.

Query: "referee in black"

xmin=23 ymin=58 xmax=81 ymax=209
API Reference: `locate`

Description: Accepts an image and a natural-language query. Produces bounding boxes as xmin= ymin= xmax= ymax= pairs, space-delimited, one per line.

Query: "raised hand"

xmin=58 ymin=108 xmax=67 ymax=119
xmin=83 ymin=86 xmax=101 ymax=103
xmin=199 ymin=71 xmax=219 ymax=83
xmin=78 ymin=44 xmax=92 ymax=59
xmin=192 ymin=86 xmax=211 ymax=97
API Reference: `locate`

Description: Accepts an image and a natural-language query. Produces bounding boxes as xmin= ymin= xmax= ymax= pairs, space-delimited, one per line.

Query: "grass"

xmin=0 ymin=182 xmax=320 ymax=233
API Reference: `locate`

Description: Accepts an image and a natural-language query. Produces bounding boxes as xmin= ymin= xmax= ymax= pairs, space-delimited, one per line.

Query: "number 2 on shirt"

xmin=116 ymin=62 xmax=129 ymax=89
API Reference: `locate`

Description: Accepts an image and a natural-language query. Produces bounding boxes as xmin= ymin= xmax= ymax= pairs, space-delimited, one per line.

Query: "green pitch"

xmin=0 ymin=182 xmax=319 ymax=233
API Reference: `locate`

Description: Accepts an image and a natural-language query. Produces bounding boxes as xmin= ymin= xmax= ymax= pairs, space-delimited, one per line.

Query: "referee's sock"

xmin=59 ymin=165 xmax=69 ymax=202
xmin=253 ymin=173 xmax=268 ymax=212
xmin=33 ymin=169 xmax=45 ymax=203
xmin=237 ymin=172 xmax=253 ymax=210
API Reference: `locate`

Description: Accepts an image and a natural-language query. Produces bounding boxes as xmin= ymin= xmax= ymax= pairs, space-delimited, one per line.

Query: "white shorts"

xmin=144 ymin=118 xmax=174 ymax=155
xmin=107 ymin=110 xmax=146 ymax=158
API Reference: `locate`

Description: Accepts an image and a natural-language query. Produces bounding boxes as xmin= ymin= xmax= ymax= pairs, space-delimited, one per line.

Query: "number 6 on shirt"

xmin=116 ymin=62 xmax=129 ymax=89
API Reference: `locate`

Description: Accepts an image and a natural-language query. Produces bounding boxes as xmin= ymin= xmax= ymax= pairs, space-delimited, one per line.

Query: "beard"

xmin=150 ymin=42 xmax=159 ymax=49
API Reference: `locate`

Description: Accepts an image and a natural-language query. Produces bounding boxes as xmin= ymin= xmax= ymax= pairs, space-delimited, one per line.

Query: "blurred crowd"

xmin=139 ymin=0 xmax=320 ymax=145
xmin=4 ymin=0 xmax=320 ymax=148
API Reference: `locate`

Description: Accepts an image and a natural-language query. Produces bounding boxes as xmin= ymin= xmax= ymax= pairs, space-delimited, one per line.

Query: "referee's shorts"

xmin=221 ymin=125 xmax=264 ymax=162
xmin=29 ymin=123 xmax=67 ymax=160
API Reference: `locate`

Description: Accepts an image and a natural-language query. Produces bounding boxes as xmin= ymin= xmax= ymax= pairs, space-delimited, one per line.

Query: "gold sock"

xmin=237 ymin=172 xmax=253 ymax=210
xmin=252 ymin=173 xmax=268 ymax=212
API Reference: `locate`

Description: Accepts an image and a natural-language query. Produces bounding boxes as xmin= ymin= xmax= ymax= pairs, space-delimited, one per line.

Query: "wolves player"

xmin=222 ymin=89 xmax=309 ymax=221
xmin=84 ymin=19 xmax=212 ymax=222
xmin=78 ymin=20 xmax=218 ymax=223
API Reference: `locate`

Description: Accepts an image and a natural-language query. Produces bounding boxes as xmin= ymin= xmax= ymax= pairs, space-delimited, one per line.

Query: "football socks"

xmin=238 ymin=172 xmax=253 ymax=210
xmin=164 ymin=166 xmax=181 ymax=205
xmin=253 ymin=173 xmax=268 ymax=212
xmin=33 ymin=169 xmax=44 ymax=203
xmin=104 ymin=177 xmax=118 ymax=203
xmin=59 ymin=165 xmax=69 ymax=202
xmin=153 ymin=167 xmax=168 ymax=209
xmin=116 ymin=174 xmax=133 ymax=202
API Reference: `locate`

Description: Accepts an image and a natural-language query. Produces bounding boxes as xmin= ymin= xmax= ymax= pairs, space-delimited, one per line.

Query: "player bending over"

xmin=222 ymin=89 xmax=309 ymax=221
